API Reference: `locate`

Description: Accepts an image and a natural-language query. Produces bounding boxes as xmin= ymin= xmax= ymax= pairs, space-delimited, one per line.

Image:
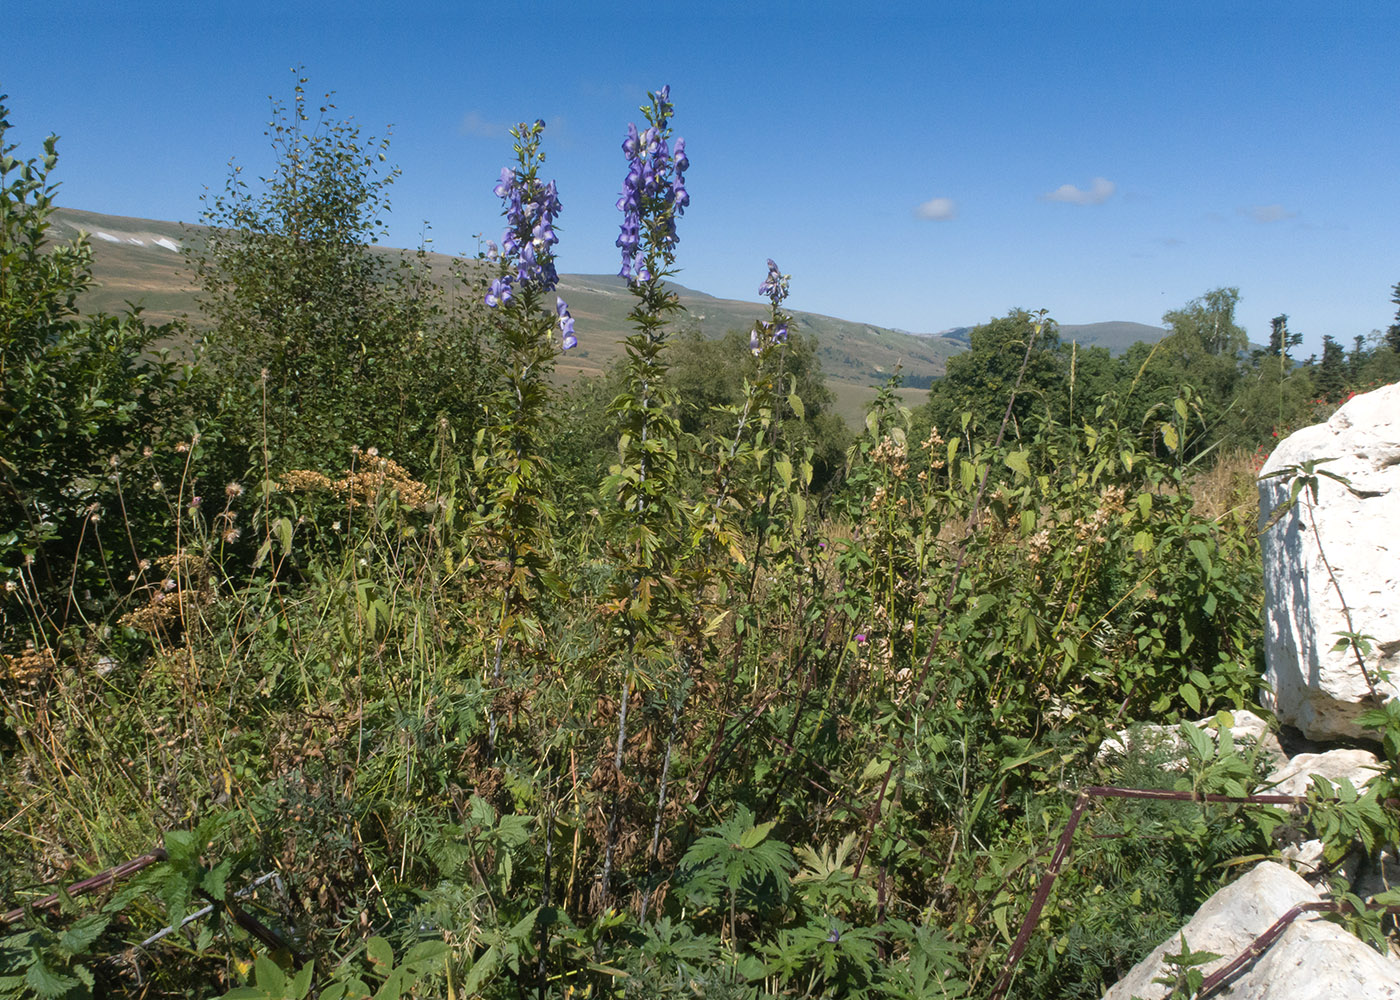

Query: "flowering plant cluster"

xmin=616 ymin=85 xmax=689 ymax=283
xmin=485 ymin=120 xmax=563 ymax=312
xmin=484 ymin=119 xmax=574 ymax=352
xmin=750 ymin=258 xmax=790 ymax=354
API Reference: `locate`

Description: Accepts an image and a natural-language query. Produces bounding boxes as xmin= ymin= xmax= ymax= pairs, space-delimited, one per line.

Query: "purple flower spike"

xmin=758 ymin=259 xmax=789 ymax=307
xmin=775 ymin=324 xmax=788 ymax=344
xmin=489 ymin=126 xmax=563 ymax=295
xmin=615 ymin=85 xmax=687 ymax=283
xmin=556 ymin=298 xmax=577 ymax=349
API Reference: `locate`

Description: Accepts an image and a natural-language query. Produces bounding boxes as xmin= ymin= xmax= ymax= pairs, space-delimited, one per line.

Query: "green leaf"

xmin=463 ymin=944 xmax=500 ymax=994
xmin=58 ymin=913 xmax=108 ymax=956
xmin=787 ymin=391 xmax=804 ymax=420
xmin=255 ymin=954 xmax=287 ymax=991
xmin=1179 ymin=682 xmax=1201 ymax=714
xmin=290 ymin=962 xmax=314 ymax=999
xmin=201 ymin=861 xmax=229 ymax=901
xmin=1003 ymin=450 xmax=1030 ymax=478
xmin=740 ymin=820 xmax=776 ymax=849
xmin=26 ymin=953 xmax=80 ymax=998
xmin=366 ymin=936 xmax=394 ymax=968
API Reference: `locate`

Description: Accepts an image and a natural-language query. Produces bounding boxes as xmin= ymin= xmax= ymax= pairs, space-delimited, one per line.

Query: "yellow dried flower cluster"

xmin=118 ymin=550 xmax=212 ymax=634
xmin=1 ymin=643 xmax=56 ymax=685
xmin=920 ymin=426 xmax=947 ymax=470
xmin=1073 ymin=484 xmax=1128 ymax=543
xmin=869 ymin=435 xmax=909 ymax=477
xmin=280 ymin=455 xmax=431 ymax=509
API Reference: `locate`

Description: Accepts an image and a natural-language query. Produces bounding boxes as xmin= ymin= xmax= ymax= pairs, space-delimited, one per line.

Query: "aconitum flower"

xmin=759 ymin=259 xmax=789 ymax=307
xmin=750 ymin=320 xmax=788 ymax=354
xmin=556 ymin=297 xmax=577 ymax=350
xmin=486 ymin=276 xmax=514 ymax=308
xmin=487 ymin=121 xmax=562 ymax=306
xmin=617 ymin=85 xmax=688 ymax=282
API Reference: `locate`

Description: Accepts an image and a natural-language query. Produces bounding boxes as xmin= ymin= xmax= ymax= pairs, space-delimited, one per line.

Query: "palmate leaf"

xmin=680 ymin=805 xmax=796 ymax=899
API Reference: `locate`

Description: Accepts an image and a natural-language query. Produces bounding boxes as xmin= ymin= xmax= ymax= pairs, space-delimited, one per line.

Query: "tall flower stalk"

xmin=598 ymin=86 xmax=693 ymax=910
xmin=478 ymin=120 xmax=573 ymax=752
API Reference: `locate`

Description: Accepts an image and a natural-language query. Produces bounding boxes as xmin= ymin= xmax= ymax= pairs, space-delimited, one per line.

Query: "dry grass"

xmin=1189 ymin=449 xmax=1261 ymax=527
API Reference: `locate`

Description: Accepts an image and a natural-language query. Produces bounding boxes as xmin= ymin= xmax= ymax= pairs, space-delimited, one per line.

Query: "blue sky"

xmin=6 ymin=1 xmax=1398 ymax=355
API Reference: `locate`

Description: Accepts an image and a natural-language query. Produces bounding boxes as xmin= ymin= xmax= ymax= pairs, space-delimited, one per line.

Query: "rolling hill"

xmin=46 ymin=207 xmax=1165 ymax=423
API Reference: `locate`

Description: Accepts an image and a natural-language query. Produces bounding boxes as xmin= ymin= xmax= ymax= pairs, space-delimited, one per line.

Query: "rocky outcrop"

xmin=1103 ymin=861 xmax=1400 ymax=1000
xmin=1258 ymin=384 xmax=1400 ymax=742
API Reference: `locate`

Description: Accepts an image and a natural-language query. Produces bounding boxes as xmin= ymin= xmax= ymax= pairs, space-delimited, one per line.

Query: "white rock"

xmin=1265 ymin=748 xmax=1382 ymax=799
xmin=1279 ymin=838 xmax=1326 ymax=875
xmin=1258 ymin=384 xmax=1400 ymax=741
xmin=1097 ymin=710 xmax=1287 ymax=771
xmin=1103 ymin=861 xmax=1400 ymax=1000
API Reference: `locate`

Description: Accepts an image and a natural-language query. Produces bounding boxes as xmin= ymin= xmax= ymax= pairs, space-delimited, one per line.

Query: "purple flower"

xmin=493 ymin=167 xmax=513 ymax=200
xmin=616 ymin=85 xmax=687 ymax=282
xmin=759 ymin=259 xmax=789 ymax=306
xmin=556 ymin=297 xmax=577 ymax=350
xmin=750 ymin=327 xmax=761 ymax=355
xmin=485 ymin=275 xmax=513 ymax=308
xmin=775 ymin=323 xmax=788 ymax=344
xmin=490 ymin=124 xmax=563 ymax=295
xmin=855 ymin=633 xmax=868 ymax=644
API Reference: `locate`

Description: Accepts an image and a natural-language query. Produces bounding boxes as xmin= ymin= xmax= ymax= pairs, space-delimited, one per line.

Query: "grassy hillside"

xmin=51 ymin=207 xmax=960 ymax=417
xmin=49 ymin=207 xmax=1166 ymax=423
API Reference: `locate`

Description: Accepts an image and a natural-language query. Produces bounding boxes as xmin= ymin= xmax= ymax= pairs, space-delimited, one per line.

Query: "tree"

xmin=1163 ymin=287 xmax=1246 ymax=357
xmin=1349 ymin=334 xmax=1369 ymax=385
xmin=1314 ymin=334 xmax=1347 ymax=401
xmin=1 ymin=94 xmax=187 ymax=636
xmin=1387 ymin=281 xmax=1400 ymax=355
xmin=190 ymin=73 xmax=487 ymax=476
xmin=1267 ymin=314 xmax=1301 ymax=358
xmin=925 ymin=309 xmax=1063 ymax=436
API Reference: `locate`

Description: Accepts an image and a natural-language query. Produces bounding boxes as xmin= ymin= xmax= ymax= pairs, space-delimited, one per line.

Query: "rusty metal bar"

xmin=988 ymin=784 xmax=1308 ymax=1000
xmin=2 ymin=847 xmax=167 ymax=925
xmin=1198 ymin=900 xmax=1400 ymax=999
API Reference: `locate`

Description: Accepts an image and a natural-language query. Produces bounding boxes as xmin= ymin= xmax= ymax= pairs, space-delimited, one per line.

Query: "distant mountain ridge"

xmin=48 ymin=207 xmax=1168 ymax=421
xmin=925 ymin=320 xmax=1168 ymax=355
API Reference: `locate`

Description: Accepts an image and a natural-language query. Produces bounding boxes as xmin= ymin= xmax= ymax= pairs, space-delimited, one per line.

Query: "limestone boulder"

xmin=1097 ymin=710 xmax=1288 ymax=772
xmin=1103 ymin=861 xmax=1400 ymax=1000
xmin=1264 ymin=747 xmax=1382 ymax=800
xmin=1258 ymin=384 xmax=1400 ymax=741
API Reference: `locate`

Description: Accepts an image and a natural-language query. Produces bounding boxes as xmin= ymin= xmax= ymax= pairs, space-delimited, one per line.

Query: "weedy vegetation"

xmin=3 ymin=78 xmax=1400 ymax=998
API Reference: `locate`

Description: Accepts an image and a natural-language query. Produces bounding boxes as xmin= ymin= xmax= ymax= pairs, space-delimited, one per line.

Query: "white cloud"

xmin=1043 ymin=176 xmax=1116 ymax=205
xmin=1241 ymin=204 xmax=1296 ymax=223
xmin=459 ymin=110 xmax=506 ymax=138
xmin=914 ymin=197 xmax=957 ymax=221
